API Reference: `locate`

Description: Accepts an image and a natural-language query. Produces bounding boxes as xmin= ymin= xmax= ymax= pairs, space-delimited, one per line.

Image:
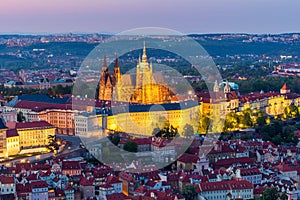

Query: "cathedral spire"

xmin=102 ymin=53 xmax=107 ymax=71
xmin=113 ymin=53 xmax=121 ymax=84
xmin=142 ymin=41 xmax=147 ymax=63
xmin=114 ymin=53 xmax=119 ymax=68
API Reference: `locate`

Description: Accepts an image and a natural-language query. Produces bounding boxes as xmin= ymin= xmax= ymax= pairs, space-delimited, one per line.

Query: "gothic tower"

xmin=113 ymin=53 xmax=121 ymax=84
xmin=135 ymin=42 xmax=153 ymax=104
xmin=98 ymin=54 xmax=113 ymax=101
xmin=113 ymin=54 xmax=122 ymax=101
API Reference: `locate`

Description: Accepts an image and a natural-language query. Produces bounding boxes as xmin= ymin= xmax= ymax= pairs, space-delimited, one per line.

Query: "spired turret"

xmin=102 ymin=54 xmax=108 ymax=72
xmin=113 ymin=53 xmax=121 ymax=84
xmin=224 ymin=80 xmax=231 ymax=93
xmin=213 ymin=80 xmax=219 ymax=93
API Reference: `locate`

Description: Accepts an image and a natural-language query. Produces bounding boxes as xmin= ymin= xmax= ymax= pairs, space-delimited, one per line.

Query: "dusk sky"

xmin=1 ymin=0 xmax=299 ymax=34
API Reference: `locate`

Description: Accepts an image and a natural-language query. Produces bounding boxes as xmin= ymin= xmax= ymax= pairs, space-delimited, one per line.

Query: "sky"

xmin=0 ymin=0 xmax=299 ymax=34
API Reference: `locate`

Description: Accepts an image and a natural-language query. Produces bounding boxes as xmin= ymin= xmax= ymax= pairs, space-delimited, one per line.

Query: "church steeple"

xmin=213 ymin=80 xmax=219 ymax=93
xmin=224 ymin=80 xmax=231 ymax=93
xmin=142 ymin=41 xmax=148 ymax=64
xmin=113 ymin=53 xmax=121 ymax=83
xmin=102 ymin=53 xmax=107 ymax=72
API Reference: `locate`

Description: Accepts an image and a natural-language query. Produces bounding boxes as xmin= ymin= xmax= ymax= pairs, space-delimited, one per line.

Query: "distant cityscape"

xmin=1 ymin=33 xmax=300 ymax=200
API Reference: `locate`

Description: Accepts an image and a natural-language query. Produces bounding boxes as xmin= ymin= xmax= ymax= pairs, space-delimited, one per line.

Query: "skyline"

xmin=1 ymin=0 xmax=300 ymax=34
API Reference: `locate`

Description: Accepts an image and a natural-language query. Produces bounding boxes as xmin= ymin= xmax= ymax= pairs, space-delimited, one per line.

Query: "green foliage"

xmin=123 ymin=141 xmax=138 ymax=153
xmin=223 ymin=109 xmax=267 ymax=132
xmin=183 ymin=124 xmax=194 ymax=137
xmin=284 ymin=104 xmax=299 ymax=119
xmin=46 ymin=135 xmax=59 ymax=152
xmin=0 ymin=84 xmax=72 ymax=97
xmin=17 ymin=111 xmax=26 ymax=122
xmin=182 ymin=184 xmax=197 ymax=200
xmin=262 ymin=187 xmax=279 ymax=200
xmin=236 ymin=77 xmax=300 ymax=94
xmin=111 ymin=135 xmax=120 ymax=146
xmin=261 ymin=122 xmax=298 ymax=145
xmin=154 ymin=117 xmax=178 ymax=139
xmin=198 ymin=116 xmax=210 ymax=134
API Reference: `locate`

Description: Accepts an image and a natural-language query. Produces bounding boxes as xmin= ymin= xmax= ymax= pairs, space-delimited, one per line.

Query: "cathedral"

xmin=98 ymin=43 xmax=174 ymax=105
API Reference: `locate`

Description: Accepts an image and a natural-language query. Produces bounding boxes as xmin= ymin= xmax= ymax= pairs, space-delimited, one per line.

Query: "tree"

xmin=199 ymin=116 xmax=210 ymax=134
xmin=46 ymin=135 xmax=59 ymax=152
xmin=182 ymin=184 xmax=197 ymax=200
xmin=111 ymin=135 xmax=120 ymax=146
xmin=17 ymin=111 xmax=26 ymax=122
xmin=124 ymin=141 xmax=138 ymax=153
xmin=262 ymin=187 xmax=279 ymax=200
xmin=183 ymin=124 xmax=194 ymax=137
xmin=154 ymin=118 xmax=178 ymax=139
xmin=284 ymin=104 xmax=299 ymax=119
xmin=281 ymin=192 xmax=288 ymax=200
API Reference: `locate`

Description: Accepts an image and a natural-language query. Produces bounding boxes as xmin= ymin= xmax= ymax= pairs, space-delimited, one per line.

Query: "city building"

xmin=197 ymin=179 xmax=254 ymax=200
xmin=0 ymin=119 xmax=7 ymax=158
xmin=5 ymin=129 xmax=20 ymax=157
xmin=0 ymin=175 xmax=15 ymax=199
xmin=6 ymin=121 xmax=56 ymax=150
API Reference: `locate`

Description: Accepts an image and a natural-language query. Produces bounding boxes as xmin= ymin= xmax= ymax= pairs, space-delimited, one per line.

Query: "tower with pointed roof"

xmin=113 ymin=53 xmax=121 ymax=84
xmin=135 ymin=42 xmax=154 ymax=104
xmin=280 ymin=83 xmax=290 ymax=94
xmin=98 ymin=54 xmax=114 ymax=101
xmin=224 ymin=80 xmax=231 ymax=94
xmin=213 ymin=80 xmax=219 ymax=93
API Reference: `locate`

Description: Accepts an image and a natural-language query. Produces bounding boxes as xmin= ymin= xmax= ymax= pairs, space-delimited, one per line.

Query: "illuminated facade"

xmin=199 ymin=82 xmax=300 ymax=120
xmin=37 ymin=109 xmax=76 ymax=135
xmin=98 ymin=43 xmax=174 ymax=104
xmin=0 ymin=119 xmax=7 ymax=158
xmin=107 ymin=100 xmax=199 ymax=136
xmin=6 ymin=129 xmax=20 ymax=157
xmin=7 ymin=121 xmax=56 ymax=149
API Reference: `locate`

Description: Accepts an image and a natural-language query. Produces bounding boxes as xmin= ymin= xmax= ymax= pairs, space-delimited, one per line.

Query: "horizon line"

xmin=0 ymin=31 xmax=300 ymax=36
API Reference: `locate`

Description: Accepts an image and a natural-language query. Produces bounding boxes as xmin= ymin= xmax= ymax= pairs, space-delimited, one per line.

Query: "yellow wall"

xmin=266 ymin=95 xmax=285 ymax=116
xmin=6 ymin=136 xmax=20 ymax=156
xmin=18 ymin=127 xmax=56 ymax=148
xmin=107 ymin=105 xmax=199 ymax=136
xmin=0 ymin=129 xmax=7 ymax=158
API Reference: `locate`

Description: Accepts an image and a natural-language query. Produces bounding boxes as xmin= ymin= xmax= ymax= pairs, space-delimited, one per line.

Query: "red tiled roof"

xmin=15 ymin=163 xmax=31 ymax=174
xmin=6 ymin=129 xmax=18 ymax=137
xmin=64 ymin=184 xmax=74 ymax=191
xmin=145 ymin=180 xmax=157 ymax=187
xmin=132 ymin=138 xmax=151 ymax=145
xmin=134 ymin=185 xmax=148 ymax=194
xmin=7 ymin=121 xmax=54 ymax=129
xmin=281 ymin=83 xmax=289 ymax=90
xmin=16 ymin=183 xmax=31 ymax=194
xmin=274 ymin=164 xmax=300 ymax=172
xmin=30 ymin=180 xmax=48 ymax=189
xmin=119 ymin=171 xmax=133 ymax=182
xmin=62 ymin=161 xmax=81 ymax=170
xmin=239 ymin=168 xmax=261 ymax=176
xmin=79 ymin=177 xmax=94 ymax=186
xmin=178 ymin=153 xmax=199 ymax=163
xmin=31 ymin=164 xmax=51 ymax=171
xmin=106 ymin=193 xmax=131 ymax=200
xmin=199 ymin=180 xmax=253 ymax=192
xmin=14 ymin=100 xmax=72 ymax=112
xmin=239 ymin=92 xmax=280 ymax=103
xmin=213 ymin=157 xmax=255 ymax=169
xmin=106 ymin=176 xmax=122 ymax=184
xmin=0 ymin=175 xmax=14 ymax=184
